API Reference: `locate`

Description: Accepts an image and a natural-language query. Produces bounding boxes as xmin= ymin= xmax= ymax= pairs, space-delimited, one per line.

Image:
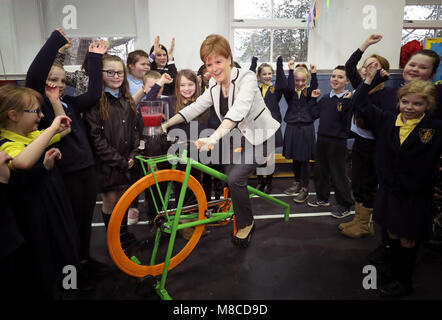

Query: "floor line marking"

xmin=91 ymin=211 xmax=354 ymax=227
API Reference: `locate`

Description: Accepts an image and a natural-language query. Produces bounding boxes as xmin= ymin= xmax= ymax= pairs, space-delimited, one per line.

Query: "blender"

xmin=139 ymin=100 xmax=171 ymax=157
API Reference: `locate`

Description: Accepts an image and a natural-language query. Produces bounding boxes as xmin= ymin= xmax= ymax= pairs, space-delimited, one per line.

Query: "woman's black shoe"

xmin=232 ymin=223 xmax=255 ymax=249
xmin=262 ymin=183 xmax=272 ymax=193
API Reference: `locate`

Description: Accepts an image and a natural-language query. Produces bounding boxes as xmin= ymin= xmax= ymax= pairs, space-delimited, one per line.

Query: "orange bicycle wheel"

xmin=107 ymin=169 xmax=207 ymax=278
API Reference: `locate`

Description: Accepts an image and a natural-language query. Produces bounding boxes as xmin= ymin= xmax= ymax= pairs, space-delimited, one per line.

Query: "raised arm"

xmin=249 ymin=56 xmax=258 ymax=73
xmin=72 ymin=39 xmax=108 ymax=113
xmin=10 ymin=116 xmax=71 ymax=171
xmin=26 ymin=28 xmax=68 ymax=94
xmin=345 ymin=34 xmax=383 ymax=89
xmin=351 ymin=61 xmax=389 ymax=130
xmin=275 ymin=56 xmax=288 ymax=92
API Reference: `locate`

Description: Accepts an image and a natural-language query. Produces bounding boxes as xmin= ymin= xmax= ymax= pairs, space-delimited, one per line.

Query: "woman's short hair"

xmin=200 ymin=34 xmax=234 ymax=67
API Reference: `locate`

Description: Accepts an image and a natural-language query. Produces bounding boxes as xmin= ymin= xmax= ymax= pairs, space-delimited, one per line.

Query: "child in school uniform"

xmin=307 ymin=66 xmax=354 ymax=218
xmin=0 ymin=84 xmax=77 ymax=298
xmin=367 ymin=48 xmax=441 ymax=267
xmin=149 ymin=36 xmax=177 ymax=96
xmin=353 ymin=60 xmax=442 ymax=297
xmin=340 ymin=34 xmax=397 ymax=239
xmin=249 ymin=56 xmax=283 ymax=193
xmin=84 ymin=54 xmax=141 ymax=251
xmin=277 ymin=57 xmax=318 ymax=203
xmin=0 ymin=150 xmax=25 ymax=298
xmin=127 ymin=50 xmax=151 ymax=96
xmin=26 ymin=28 xmax=109 ymax=282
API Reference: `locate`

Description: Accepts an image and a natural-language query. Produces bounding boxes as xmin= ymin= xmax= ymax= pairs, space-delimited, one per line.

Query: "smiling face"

xmin=403 ymin=54 xmax=436 ymax=83
xmin=18 ymin=96 xmax=44 ymax=135
xmin=399 ymin=93 xmax=428 ymax=122
xmin=258 ymin=66 xmax=273 ymax=86
xmin=103 ymin=60 xmax=125 ymax=91
xmin=330 ymin=69 xmax=349 ymax=93
xmin=129 ymin=56 xmax=150 ymax=80
xmin=204 ymin=54 xmax=231 ymax=86
xmin=155 ymin=48 xmax=168 ymax=69
xmin=47 ymin=66 xmax=66 ymax=96
xmin=294 ymin=69 xmax=308 ymax=90
xmin=179 ymin=75 xmax=196 ymax=99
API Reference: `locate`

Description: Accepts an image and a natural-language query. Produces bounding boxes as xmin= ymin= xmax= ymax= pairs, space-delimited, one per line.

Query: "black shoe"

xmin=379 ymin=280 xmax=413 ymax=298
xmin=368 ymin=244 xmax=392 ymax=265
xmin=232 ymin=223 xmax=255 ymax=249
xmin=262 ymin=183 xmax=272 ymax=193
xmin=256 ymin=183 xmax=265 ymax=191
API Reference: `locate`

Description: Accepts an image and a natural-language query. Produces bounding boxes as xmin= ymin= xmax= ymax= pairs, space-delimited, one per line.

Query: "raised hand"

xmin=43 ymin=148 xmax=62 ymax=171
xmin=45 ymin=82 xmax=60 ymax=102
xmin=364 ymin=60 xmax=378 ymax=83
xmin=162 ymin=73 xmax=173 ymax=84
xmin=366 ymin=34 xmax=382 ymax=45
xmin=56 ymin=27 xmax=70 ymax=43
xmin=380 ymin=69 xmax=390 ymax=79
xmin=343 ymin=91 xmax=353 ymax=99
xmin=58 ymin=40 xmax=72 ymax=54
xmin=311 ymin=89 xmax=321 ymax=98
xmin=310 ymin=64 xmax=317 ymax=73
xmin=50 ymin=115 xmax=72 ymax=134
xmin=168 ymin=37 xmax=175 ymax=61
xmin=153 ymin=35 xmax=162 ymax=55
xmin=361 ymin=34 xmax=383 ymax=51
xmin=288 ymin=60 xmax=295 ymax=70
xmin=89 ymin=39 xmax=108 ymax=54
xmin=0 ymin=151 xmax=12 ymax=184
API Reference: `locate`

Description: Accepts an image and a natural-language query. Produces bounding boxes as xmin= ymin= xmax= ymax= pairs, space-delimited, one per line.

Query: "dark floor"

xmin=57 ymin=177 xmax=442 ymax=301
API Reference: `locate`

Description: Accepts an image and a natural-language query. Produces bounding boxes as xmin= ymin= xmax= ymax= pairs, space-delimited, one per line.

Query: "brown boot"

xmin=338 ymin=202 xmax=361 ymax=231
xmin=341 ymin=205 xmax=374 ymax=238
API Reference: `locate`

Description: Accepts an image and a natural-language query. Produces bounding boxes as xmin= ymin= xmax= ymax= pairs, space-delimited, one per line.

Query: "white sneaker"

xmin=128 ymin=208 xmax=140 ymax=225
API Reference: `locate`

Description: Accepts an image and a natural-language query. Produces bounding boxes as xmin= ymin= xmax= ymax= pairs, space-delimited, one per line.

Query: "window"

xmin=60 ymin=37 xmax=135 ymax=66
xmin=402 ymin=3 xmax=442 ymax=45
xmin=232 ymin=0 xmax=309 ymax=67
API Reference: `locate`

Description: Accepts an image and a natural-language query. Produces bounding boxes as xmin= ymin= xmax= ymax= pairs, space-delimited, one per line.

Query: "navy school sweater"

xmin=275 ymin=57 xmax=318 ymax=124
xmin=249 ymin=57 xmax=283 ymax=123
xmin=309 ymin=93 xmax=353 ymax=144
xmin=26 ymin=30 xmax=103 ymax=174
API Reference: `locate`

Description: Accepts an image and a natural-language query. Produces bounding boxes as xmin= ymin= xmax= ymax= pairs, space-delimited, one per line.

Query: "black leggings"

xmin=62 ymin=166 xmax=98 ymax=261
xmin=293 ymin=160 xmax=310 ymax=188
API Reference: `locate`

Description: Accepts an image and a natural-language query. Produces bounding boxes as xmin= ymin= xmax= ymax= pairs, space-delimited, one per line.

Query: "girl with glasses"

xmin=84 ymin=54 xmax=143 ymax=252
xmin=0 ymin=84 xmax=75 ymax=298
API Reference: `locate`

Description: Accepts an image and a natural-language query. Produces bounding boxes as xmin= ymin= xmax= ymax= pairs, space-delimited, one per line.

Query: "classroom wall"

xmin=307 ymin=0 xmax=406 ymax=70
xmin=145 ymin=0 xmax=230 ymax=71
xmin=1 ymin=0 xmax=409 ymax=76
xmin=0 ymin=0 xmax=230 ymax=77
xmin=0 ymin=0 xmax=44 ymax=76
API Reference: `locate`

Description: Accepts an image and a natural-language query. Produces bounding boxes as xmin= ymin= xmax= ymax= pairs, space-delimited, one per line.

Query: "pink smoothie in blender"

xmin=140 ymin=101 xmax=164 ymax=135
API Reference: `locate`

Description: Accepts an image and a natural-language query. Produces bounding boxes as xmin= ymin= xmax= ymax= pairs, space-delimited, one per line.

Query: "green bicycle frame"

xmin=134 ymin=150 xmax=290 ymax=300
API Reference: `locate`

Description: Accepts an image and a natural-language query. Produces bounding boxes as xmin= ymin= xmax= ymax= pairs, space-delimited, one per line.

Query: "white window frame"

xmin=229 ymin=0 xmax=308 ymax=69
xmin=403 ymin=1 xmax=442 ymax=43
